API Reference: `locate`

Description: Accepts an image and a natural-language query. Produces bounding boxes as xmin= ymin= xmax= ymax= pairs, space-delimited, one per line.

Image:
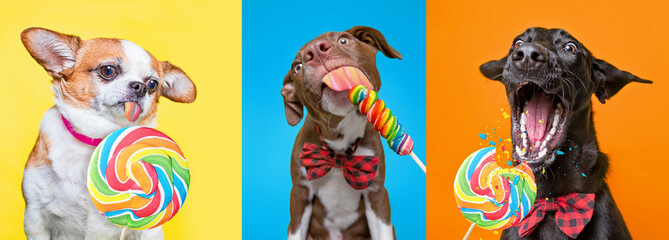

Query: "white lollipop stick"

xmin=462 ymin=223 xmax=475 ymax=239
xmin=410 ymin=151 xmax=426 ymax=173
xmin=120 ymin=226 xmax=128 ymax=240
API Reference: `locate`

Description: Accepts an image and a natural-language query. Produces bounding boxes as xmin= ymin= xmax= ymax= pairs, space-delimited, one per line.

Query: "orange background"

xmin=427 ymin=0 xmax=669 ymax=239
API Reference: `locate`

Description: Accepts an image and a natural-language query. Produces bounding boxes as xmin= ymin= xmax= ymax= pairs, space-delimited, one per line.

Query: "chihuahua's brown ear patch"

xmin=592 ymin=58 xmax=652 ymax=103
xmin=161 ymin=61 xmax=196 ymax=103
xmin=281 ymin=72 xmax=303 ymax=126
xmin=21 ymin=27 xmax=81 ymax=79
xmin=346 ymin=26 xmax=402 ymax=60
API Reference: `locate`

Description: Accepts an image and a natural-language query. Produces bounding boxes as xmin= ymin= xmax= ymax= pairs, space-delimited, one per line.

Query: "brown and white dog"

xmin=281 ymin=26 xmax=402 ymax=240
xmin=20 ymin=28 xmax=196 ymax=239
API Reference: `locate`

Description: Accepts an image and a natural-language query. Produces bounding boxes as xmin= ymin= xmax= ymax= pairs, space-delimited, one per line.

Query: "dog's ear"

xmin=346 ymin=26 xmax=402 ymax=60
xmin=21 ymin=27 xmax=81 ymax=79
xmin=479 ymin=57 xmax=507 ymax=81
xmin=592 ymin=58 xmax=652 ymax=103
xmin=281 ymin=72 xmax=303 ymax=126
xmin=161 ymin=61 xmax=196 ymax=103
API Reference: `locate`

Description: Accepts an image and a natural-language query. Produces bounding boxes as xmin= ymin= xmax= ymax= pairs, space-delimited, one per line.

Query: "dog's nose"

xmin=512 ymin=44 xmax=546 ymax=71
xmin=305 ymin=40 xmax=333 ymax=63
xmin=129 ymin=81 xmax=147 ymax=97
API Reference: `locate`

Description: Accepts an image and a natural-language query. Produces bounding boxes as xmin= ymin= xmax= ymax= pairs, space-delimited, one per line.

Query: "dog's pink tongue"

xmin=322 ymin=67 xmax=374 ymax=91
xmin=124 ymin=102 xmax=141 ymax=122
xmin=525 ymin=92 xmax=554 ymax=143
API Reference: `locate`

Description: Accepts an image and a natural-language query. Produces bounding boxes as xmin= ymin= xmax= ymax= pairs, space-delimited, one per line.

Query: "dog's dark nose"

xmin=129 ymin=81 xmax=147 ymax=97
xmin=305 ymin=40 xmax=332 ymax=63
xmin=512 ymin=44 xmax=546 ymax=71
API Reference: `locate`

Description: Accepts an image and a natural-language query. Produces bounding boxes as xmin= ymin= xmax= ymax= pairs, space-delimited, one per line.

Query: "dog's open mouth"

xmin=512 ymin=82 xmax=568 ymax=166
xmin=320 ymin=66 xmax=373 ymax=114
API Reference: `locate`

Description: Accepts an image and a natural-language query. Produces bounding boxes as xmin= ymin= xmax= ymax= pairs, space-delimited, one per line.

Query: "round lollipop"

xmin=87 ymin=126 xmax=190 ymax=237
xmin=349 ymin=84 xmax=425 ymax=173
xmin=454 ymin=147 xmax=536 ymax=239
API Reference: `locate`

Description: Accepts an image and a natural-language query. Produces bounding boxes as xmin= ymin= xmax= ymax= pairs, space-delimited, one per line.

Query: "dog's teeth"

xmin=516 ymin=146 xmax=526 ymax=157
xmin=538 ymin=148 xmax=547 ymax=158
xmin=556 ymin=103 xmax=564 ymax=115
xmin=550 ymin=126 xmax=557 ymax=135
xmin=553 ymin=114 xmax=560 ymax=127
xmin=520 ymin=113 xmax=527 ymax=132
xmin=521 ymin=133 xmax=527 ymax=139
xmin=523 ymin=138 xmax=529 ymax=148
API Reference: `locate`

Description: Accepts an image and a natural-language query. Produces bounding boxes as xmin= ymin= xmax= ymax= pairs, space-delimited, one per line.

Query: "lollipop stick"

xmin=120 ymin=226 xmax=128 ymax=240
xmin=463 ymin=223 xmax=475 ymax=240
xmin=409 ymin=151 xmax=426 ymax=173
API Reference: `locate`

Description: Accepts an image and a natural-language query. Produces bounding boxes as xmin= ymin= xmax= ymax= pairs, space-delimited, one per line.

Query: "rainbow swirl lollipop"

xmin=87 ymin=127 xmax=190 ymax=230
xmin=454 ymin=147 xmax=536 ymax=231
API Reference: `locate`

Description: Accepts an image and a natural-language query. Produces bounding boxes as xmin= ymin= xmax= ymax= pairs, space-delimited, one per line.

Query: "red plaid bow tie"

xmin=517 ymin=193 xmax=595 ymax=239
xmin=299 ymin=142 xmax=379 ymax=190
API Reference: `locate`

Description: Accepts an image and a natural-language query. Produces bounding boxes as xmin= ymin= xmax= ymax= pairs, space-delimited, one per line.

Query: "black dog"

xmin=480 ymin=27 xmax=651 ymax=239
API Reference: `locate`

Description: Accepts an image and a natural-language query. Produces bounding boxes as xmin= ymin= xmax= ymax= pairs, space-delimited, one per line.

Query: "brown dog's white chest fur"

xmin=291 ymin=112 xmax=393 ymax=240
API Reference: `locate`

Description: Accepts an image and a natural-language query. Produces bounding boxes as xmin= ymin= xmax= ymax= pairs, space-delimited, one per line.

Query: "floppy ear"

xmin=346 ymin=26 xmax=402 ymax=60
xmin=21 ymin=27 xmax=81 ymax=79
xmin=479 ymin=56 xmax=507 ymax=81
xmin=161 ymin=61 xmax=196 ymax=103
xmin=592 ymin=58 xmax=652 ymax=104
xmin=281 ymin=72 xmax=303 ymax=126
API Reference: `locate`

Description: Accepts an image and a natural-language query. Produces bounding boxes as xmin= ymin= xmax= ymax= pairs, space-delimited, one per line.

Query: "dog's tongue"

xmin=124 ymin=102 xmax=141 ymax=122
xmin=322 ymin=66 xmax=374 ymax=91
xmin=525 ymin=92 xmax=554 ymax=143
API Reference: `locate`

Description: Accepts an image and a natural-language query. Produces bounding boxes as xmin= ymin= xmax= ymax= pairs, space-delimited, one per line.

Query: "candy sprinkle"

xmin=479 ymin=133 xmax=487 ymax=140
xmin=557 ymin=150 xmax=565 ymax=155
xmin=582 ymin=172 xmax=587 ymax=177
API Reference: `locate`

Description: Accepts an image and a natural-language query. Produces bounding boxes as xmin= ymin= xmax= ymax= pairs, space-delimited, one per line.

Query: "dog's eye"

xmin=99 ymin=65 xmax=118 ymax=80
xmin=338 ymin=37 xmax=350 ymax=45
xmin=564 ymin=42 xmax=578 ymax=52
xmin=147 ymin=79 xmax=159 ymax=93
xmin=514 ymin=40 xmax=524 ymax=48
xmin=294 ymin=63 xmax=302 ymax=73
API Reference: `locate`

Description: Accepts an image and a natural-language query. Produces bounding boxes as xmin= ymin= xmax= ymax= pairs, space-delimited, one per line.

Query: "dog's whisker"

xmin=565 ymin=70 xmax=588 ymax=90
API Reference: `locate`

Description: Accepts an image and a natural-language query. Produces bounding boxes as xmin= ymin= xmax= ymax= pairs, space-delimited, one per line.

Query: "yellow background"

xmin=0 ymin=0 xmax=241 ymax=239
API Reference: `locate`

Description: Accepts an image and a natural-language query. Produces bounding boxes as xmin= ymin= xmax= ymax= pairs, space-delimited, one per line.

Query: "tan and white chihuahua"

xmin=20 ymin=27 xmax=196 ymax=240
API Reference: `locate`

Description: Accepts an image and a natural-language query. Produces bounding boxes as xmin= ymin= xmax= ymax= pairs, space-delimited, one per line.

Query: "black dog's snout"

xmin=512 ymin=44 xmax=546 ymax=71
xmin=129 ymin=81 xmax=147 ymax=97
xmin=305 ymin=40 xmax=333 ymax=63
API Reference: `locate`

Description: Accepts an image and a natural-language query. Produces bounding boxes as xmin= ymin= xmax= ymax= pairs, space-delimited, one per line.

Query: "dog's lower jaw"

xmin=54 ymin=94 xmax=157 ymax=139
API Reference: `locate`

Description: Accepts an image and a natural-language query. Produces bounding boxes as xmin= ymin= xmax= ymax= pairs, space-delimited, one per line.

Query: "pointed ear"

xmin=161 ymin=61 xmax=196 ymax=103
xmin=346 ymin=26 xmax=402 ymax=60
xmin=479 ymin=56 xmax=507 ymax=81
xmin=592 ymin=58 xmax=652 ymax=104
xmin=281 ymin=72 xmax=303 ymax=126
xmin=21 ymin=27 xmax=81 ymax=79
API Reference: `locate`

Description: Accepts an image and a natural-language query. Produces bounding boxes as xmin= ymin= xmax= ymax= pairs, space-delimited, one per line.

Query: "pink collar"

xmin=61 ymin=115 xmax=103 ymax=147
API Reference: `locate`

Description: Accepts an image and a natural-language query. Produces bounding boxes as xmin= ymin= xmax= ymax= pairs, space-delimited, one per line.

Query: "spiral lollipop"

xmin=454 ymin=147 xmax=536 ymax=239
xmin=87 ymin=127 xmax=190 ymax=235
xmin=349 ymin=84 xmax=425 ymax=173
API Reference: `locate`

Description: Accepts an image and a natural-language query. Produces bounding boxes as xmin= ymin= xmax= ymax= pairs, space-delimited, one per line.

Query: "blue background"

xmin=242 ymin=1 xmax=426 ymax=238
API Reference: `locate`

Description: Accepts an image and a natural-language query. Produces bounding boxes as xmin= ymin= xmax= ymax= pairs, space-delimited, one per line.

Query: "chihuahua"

xmin=20 ymin=27 xmax=196 ymax=239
